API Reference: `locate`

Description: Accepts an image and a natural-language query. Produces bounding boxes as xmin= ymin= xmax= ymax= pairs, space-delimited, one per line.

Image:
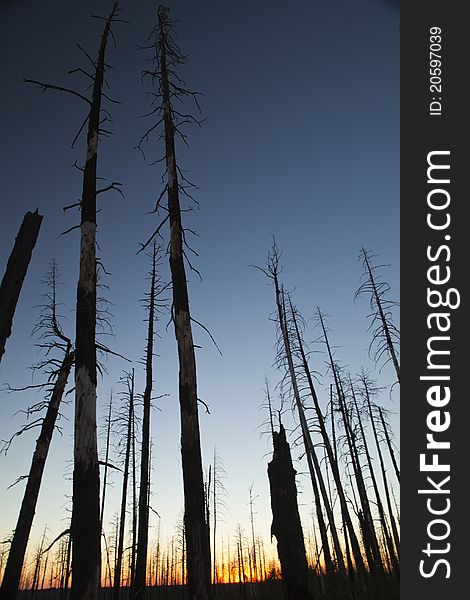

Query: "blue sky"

xmin=0 ymin=0 xmax=399 ymax=566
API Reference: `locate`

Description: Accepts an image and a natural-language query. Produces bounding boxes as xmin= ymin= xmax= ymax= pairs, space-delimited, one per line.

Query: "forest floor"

xmin=18 ymin=575 xmax=399 ymax=600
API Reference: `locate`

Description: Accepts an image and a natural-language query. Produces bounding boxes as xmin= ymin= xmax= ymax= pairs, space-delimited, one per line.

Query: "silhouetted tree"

xmin=135 ymin=243 xmax=165 ymax=600
xmin=25 ymin=4 xmax=123 ymax=599
xmin=0 ymin=210 xmax=43 ymax=363
xmin=114 ymin=370 xmax=135 ymax=600
xmin=268 ymin=424 xmax=311 ymax=600
xmin=360 ymin=373 xmax=400 ymax=557
xmin=138 ymin=7 xmax=211 ymax=599
xmin=355 ymin=249 xmax=400 ymax=382
xmin=0 ymin=262 xmax=73 ymax=600
xmin=378 ymin=406 xmax=400 ymax=483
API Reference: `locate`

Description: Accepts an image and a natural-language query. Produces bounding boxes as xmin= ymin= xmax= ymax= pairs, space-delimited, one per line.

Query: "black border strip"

xmin=401 ymin=2 xmax=466 ymax=597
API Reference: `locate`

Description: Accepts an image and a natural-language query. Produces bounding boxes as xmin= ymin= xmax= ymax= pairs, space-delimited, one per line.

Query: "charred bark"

xmin=268 ymin=425 xmax=312 ymax=600
xmin=71 ymin=6 xmax=119 ymax=600
xmin=350 ymin=380 xmax=399 ymax=577
xmin=361 ymin=375 xmax=400 ymax=558
xmin=378 ymin=407 xmax=400 ymax=483
xmin=318 ymin=312 xmax=378 ymax=577
xmin=0 ymin=210 xmax=42 ymax=363
xmin=134 ymin=246 xmax=158 ymax=600
xmin=0 ymin=349 xmax=73 ymax=600
xmin=114 ymin=370 xmax=135 ymax=600
xmin=260 ymin=252 xmax=346 ymax=578
xmin=155 ymin=7 xmax=211 ymax=598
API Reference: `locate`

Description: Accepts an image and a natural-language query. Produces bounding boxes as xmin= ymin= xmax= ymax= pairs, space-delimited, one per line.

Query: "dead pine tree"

xmin=134 ymin=243 xmax=166 ymax=600
xmin=137 ymin=6 xmax=212 ymax=599
xmin=25 ymin=5 xmax=125 ymax=600
xmin=274 ymin=286 xmax=367 ymax=584
xmin=378 ymin=407 xmax=400 ymax=483
xmin=359 ymin=372 xmax=400 ymax=559
xmin=0 ymin=210 xmax=43 ymax=363
xmin=100 ymin=392 xmax=114 ymax=530
xmin=316 ymin=309 xmax=385 ymax=576
xmin=248 ymin=484 xmax=258 ymax=583
xmin=0 ymin=262 xmax=74 ymax=600
xmin=348 ymin=377 xmax=399 ymax=577
xmin=355 ymin=248 xmax=400 ymax=382
xmin=253 ymin=244 xmax=345 ymax=579
xmin=210 ymin=448 xmax=228 ymax=587
xmin=114 ymin=370 xmax=135 ymax=600
xmin=268 ymin=424 xmax=312 ymax=600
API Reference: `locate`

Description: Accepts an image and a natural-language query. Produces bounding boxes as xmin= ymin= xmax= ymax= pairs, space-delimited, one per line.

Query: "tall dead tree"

xmin=355 ymin=249 xmax=400 ymax=382
xmin=254 ymin=245 xmax=347 ymax=578
xmin=114 ymin=370 xmax=135 ymax=600
xmin=349 ymin=378 xmax=399 ymax=576
xmin=378 ymin=407 xmax=400 ymax=483
xmin=360 ymin=373 xmax=400 ymax=557
xmin=248 ymin=484 xmax=258 ymax=583
xmin=276 ymin=289 xmax=367 ymax=581
xmin=0 ymin=210 xmax=43 ymax=363
xmin=268 ymin=424 xmax=312 ymax=600
xmin=25 ymin=5 xmax=122 ymax=600
xmin=0 ymin=262 xmax=73 ymax=600
xmin=138 ymin=7 xmax=211 ymax=598
xmin=100 ymin=392 xmax=114 ymax=529
xmin=211 ymin=448 xmax=227 ymax=586
xmin=283 ymin=295 xmax=343 ymax=577
xmin=134 ymin=244 xmax=161 ymax=600
xmin=317 ymin=310 xmax=384 ymax=575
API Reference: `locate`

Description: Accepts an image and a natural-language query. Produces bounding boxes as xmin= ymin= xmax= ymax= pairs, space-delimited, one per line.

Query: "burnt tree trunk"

xmin=362 ymin=377 xmax=400 ymax=557
xmin=270 ymin=274 xmax=342 ymax=577
xmin=71 ymin=5 xmax=118 ymax=600
xmin=378 ymin=407 xmax=400 ymax=483
xmin=350 ymin=381 xmax=399 ymax=577
xmin=134 ymin=246 xmax=158 ymax=600
xmin=157 ymin=7 xmax=211 ymax=599
xmin=0 ymin=210 xmax=42 ymax=363
xmin=317 ymin=312 xmax=377 ymax=578
xmin=100 ymin=394 xmax=113 ymax=528
xmin=0 ymin=348 xmax=74 ymax=600
xmin=335 ymin=369 xmax=383 ymax=573
xmin=286 ymin=300 xmax=366 ymax=581
xmin=280 ymin=293 xmax=341 ymax=576
xmin=268 ymin=425 xmax=312 ymax=600
xmin=359 ymin=249 xmax=400 ymax=382
xmin=113 ymin=370 xmax=135 ymax=600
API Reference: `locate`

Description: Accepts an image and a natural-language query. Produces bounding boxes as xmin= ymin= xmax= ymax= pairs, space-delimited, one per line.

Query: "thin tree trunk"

xmin=134 ymin=246 xmax=158 ymax=600
xmin=248 ymin=485 xmax=258 ymax=583
xmin=362 ymin=377 xmax=400 ymax=556
xmin=276 ymin=289 xmax=339 ymax=576
xmin=1 ymin=349 xmax=74 ymax=600
xmin=288 ymin=302 xmax=366 ymax=581
xmin=113 ymin=370 xmax=135 ymax=600
xmin=213 ymin=452 xmax=217 ymax=586
xmin=286 ymin=297 xmax=349 ymax=576
xmin=378 ymin=407 xmax=400 ymax=483
xmin=100 ymin=393 xmax=114 ymax=528
xmin=335 ymin=369 xmax=382 ymax=573
xmin=350 ymin=380 xmax=399 ymax=576
xmin=157 ymin=7 xmax=211 ymax=599
xmin=317 ymin=312 xmax=374 ymax=579
xmin=0 ymin=210 xmax=43 ymax=363
xmin=72 ymin=6 xmax=118 ymax=600
xmin=360 ymin=249 xmax=400 ymax=382
xmin=131 ymin=401 xmax=138 ymax=591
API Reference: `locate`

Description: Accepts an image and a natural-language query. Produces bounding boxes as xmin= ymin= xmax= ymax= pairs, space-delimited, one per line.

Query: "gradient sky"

xmin=0 ymin=0 xmax=399 ymax=566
